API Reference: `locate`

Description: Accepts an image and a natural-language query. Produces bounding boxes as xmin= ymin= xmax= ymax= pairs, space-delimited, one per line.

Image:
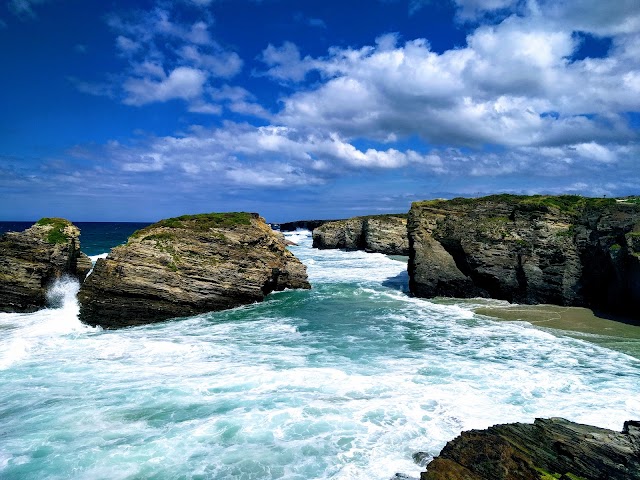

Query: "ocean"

xmin=1 ymin=225 xmax=639 ymax=479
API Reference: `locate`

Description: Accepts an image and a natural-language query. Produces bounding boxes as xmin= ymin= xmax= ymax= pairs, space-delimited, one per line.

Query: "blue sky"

xmin=1 ymin=0 xmax=639 ymax=222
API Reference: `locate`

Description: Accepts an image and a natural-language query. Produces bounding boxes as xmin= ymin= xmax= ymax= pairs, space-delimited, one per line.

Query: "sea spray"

xmin=45 ymin=275 xmax=81 ymax=309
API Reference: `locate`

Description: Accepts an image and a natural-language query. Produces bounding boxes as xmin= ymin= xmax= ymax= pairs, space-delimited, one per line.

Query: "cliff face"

xmin=312 ymin=215 xmax=409 ymax=255
xmin=421 ymin=418 xmax=640 ymax=480
xmin=0 ymin=218 xmax=92 ymax=312
xmin=78 ymin=212 xmax=311 ymax=328
xmin=408 ymin=195 xmax=640 ymax=318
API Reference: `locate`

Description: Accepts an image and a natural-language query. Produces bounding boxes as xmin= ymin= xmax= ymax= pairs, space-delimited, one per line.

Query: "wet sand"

xmin=440 ymin=299 xmax=640 ymax=359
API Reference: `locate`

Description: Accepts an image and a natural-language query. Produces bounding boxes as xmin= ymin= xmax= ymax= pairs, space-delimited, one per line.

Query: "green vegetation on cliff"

xmin=36 ymin=217 xmax=72 ymax=244
xmin=131 ymin=212 xmax=254 ymax=239
xmin=413 ymin=194 xmax=617 ymax=215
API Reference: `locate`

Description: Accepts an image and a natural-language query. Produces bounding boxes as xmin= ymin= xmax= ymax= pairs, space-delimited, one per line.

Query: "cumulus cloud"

xmin=74 ymin=4 xmax=252 ymax=115
xmin=261 ymin=42 xmax=315 ymax=82
xmin=123 ymin=67 xmax=208 ymax=106
xmin=264 ymin=12 xmax=639 ymax=149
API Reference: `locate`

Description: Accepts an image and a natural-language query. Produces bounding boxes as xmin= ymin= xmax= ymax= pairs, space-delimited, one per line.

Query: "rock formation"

xmin=78 ymin=212 xmax=311 ymax=328
xmin=0 ymin=218 xmax=92 ymax=312
xmin=420 ymin=417 xmax=640 ymax=480
xmin=312 ymin=215 xmax=409 ymax=255
xmin=408 ymin=195 xmax=640 ymax=319
xmin=276 ymin=219 xmax=340 ymax=232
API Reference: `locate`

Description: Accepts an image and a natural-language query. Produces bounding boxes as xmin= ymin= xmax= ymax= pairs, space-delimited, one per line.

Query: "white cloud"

xmin=123 ymin=67 xmax=208 ymax=106
xmin=179 ymin=45 xmax=243 ymax=78
xmin=264 ymin=10 xmax=639 ymax=149
xmin=261 ymin=42 xmax=315 ymax=82
xmin=75 ymin=4 xmax=245 ymax=113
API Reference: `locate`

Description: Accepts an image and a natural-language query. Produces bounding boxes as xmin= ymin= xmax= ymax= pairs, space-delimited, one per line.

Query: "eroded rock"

xmin=420 ymin=417 xmax=640 ymax=480
xmin=408 ymin=195 xmax=640 ymax=319
xmin=0 ymin=218 xmax=92 ymax=312
xmin=312 ymin=215 xmax=409 ymax=255
xmin=78 ymin=212 xmax=311 ymax=328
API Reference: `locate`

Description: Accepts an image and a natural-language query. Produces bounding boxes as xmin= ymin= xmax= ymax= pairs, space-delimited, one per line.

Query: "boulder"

xmin=78 ymin=212 xmax=311 ymax=328
xmin=0 ymin=218 xmax=92 ymax=312
xmin=420 ymin=418 xmax=640 ymax=480
xmin=312 ymin=215 xmax=409 ymax=255
xmin=408 ymin=195 xmax=640 ymax=319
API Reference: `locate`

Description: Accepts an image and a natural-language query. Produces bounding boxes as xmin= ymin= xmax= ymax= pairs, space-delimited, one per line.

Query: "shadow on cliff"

xmin=382 ymin=270 xmax=410 ymax=293
xmin=592 ymin=308 xmax=640 ymax=327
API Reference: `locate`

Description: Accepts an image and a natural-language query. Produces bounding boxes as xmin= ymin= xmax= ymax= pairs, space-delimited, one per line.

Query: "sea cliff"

xmin=312 ymin=214 xmax=409 ymax=255
xmin=78 ymin=212 xmax=310 ymax=328
xmin=407 ymin=195 xmax=640 ymax=319
xmin=0 ymin=218 xmax=92 ymax=312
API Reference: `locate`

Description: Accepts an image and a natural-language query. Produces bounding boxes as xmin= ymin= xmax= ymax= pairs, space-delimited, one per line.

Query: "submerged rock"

xmin=420 ymin=417 xmax=640 ymax=480
xmin=78 ymin=212 xmax=311 ymax=328
xmin=0 ymin=218 xmax=92 ymax=312
xmin=408 ymin=195 xmax=640 ymax=319
xmin=312 ymin=214 xmax=409 ymax=255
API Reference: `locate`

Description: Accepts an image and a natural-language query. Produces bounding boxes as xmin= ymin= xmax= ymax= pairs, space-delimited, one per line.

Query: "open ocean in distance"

xmin=1 ymin=222 xmax=639 ymax=479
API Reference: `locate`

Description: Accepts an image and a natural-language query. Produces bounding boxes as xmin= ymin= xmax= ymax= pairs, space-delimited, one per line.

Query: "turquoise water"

xmin=1 ymin=230 xmax=639 ymax=479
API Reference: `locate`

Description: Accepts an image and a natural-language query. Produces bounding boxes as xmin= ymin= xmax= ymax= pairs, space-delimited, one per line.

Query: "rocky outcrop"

xmin=0 ymin=218 xmax=92 ymax=312
xmin=78 ymin=212 xmax=311 ymax=328
xmin=408 ymin=195 xmax=640 ymax=319
xmin=312 ymin=215 xmax=409 ymax=255
xmin=276 ymin=219 xmax=340 ymax=232
xmin=421 ymin=418 xmax=640 ymax=480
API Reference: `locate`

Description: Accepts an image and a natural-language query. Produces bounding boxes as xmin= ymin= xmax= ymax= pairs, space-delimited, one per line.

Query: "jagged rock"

xmin=420 ymin=418 xmax=640 ymax=480
xmin=312 ymin=215 xmax=409 ymax=255
xmin=408 ymin=195 xmax=640 ymax=319
xmin=78 ymin=212 xmax=311 ymax=328
xmin=0 ymin=218 xmax=92 ymax=312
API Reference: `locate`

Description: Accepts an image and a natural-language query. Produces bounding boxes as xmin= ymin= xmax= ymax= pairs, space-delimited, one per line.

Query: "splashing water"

xmin=0 ymin=230 xmax=638 ymax=479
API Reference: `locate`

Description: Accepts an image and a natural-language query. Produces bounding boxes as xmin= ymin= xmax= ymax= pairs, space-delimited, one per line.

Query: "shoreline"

xmin=466 ymin=300 xmax=640 ymax=359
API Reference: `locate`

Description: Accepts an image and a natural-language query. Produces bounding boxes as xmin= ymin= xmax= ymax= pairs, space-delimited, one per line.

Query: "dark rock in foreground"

xmin=312 ymin=214 xmax=409 ymax=255
xmin=421 ymin=417 xmax=640 ymax=480
xmin=0 ymin=218 xmax=92 ymax=312
xmin=408 ymin=195 xmax=640 ymax=319
xmin=78 ymin=212 xmax=311 ymax=328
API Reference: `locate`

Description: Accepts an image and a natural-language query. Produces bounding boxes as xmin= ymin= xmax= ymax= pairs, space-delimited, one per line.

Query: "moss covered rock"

xmin=420 ymin=418 xmax=640 ymax=480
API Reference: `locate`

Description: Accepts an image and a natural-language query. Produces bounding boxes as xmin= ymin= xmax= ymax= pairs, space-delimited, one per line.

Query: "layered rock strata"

xmin=408 ymin=195 xmax=640 ymax=318
xmin=421 ymin=417 xmax=640 ymax=480
xmin=78 ymin=212 xmax=311 ymax=328
xmin=0 ymin=218 xmax=92 ymax=312
xmin=312 ymin=215 xmax=409 ymax=255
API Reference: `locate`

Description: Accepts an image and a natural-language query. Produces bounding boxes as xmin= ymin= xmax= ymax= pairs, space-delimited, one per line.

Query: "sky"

xmin=1 ymin=0 xmax=639 ymax=222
